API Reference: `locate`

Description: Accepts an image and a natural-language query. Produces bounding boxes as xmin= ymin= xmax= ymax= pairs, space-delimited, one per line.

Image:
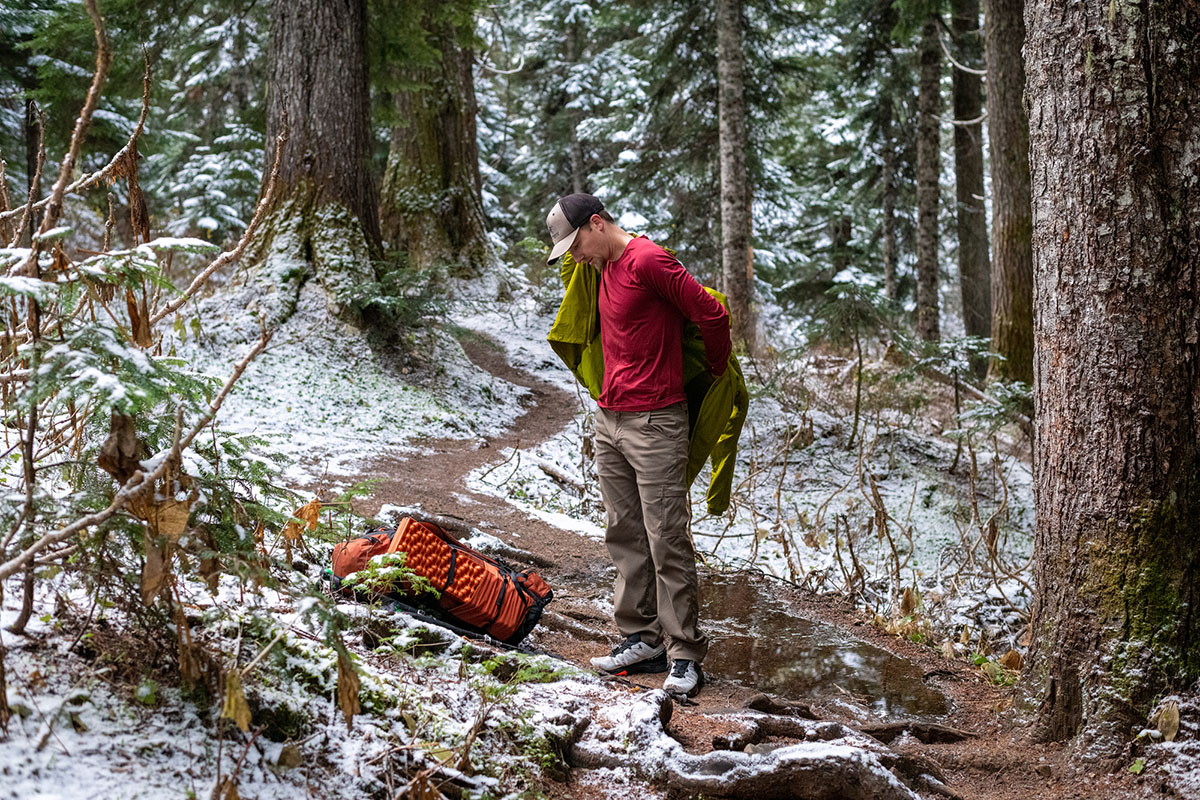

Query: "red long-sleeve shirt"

xmin=597 ymin=237 xmax=732 ymax=411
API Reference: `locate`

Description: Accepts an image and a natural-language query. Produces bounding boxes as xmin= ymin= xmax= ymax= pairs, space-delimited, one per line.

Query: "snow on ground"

xmin=456 ymin=297 xmax=1036 ymax=655
xmin=0 ymin=278 xmax=1044 ymax=798
xmin=177 ymin=283 xmax=531 ymax=485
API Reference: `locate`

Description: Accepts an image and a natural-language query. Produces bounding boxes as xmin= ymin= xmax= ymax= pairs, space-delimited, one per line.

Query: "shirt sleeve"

xmin=636 ymin=246 xmax=732 ymax=376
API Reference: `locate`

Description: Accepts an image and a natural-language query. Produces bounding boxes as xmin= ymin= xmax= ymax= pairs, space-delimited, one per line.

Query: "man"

xmin=544 ymin=193 xmax=732 ymax=697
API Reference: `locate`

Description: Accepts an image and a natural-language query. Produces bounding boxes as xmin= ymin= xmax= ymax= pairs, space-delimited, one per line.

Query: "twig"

xmin=240 ymin=630 xmax=285 ymax=677
xmin=939 ymin=30 xmax=988 ymax=76
xmin=0 ymin=330 xmax=268 ymax=580
xmin=0 ymin=52 xmax=151 ymax=227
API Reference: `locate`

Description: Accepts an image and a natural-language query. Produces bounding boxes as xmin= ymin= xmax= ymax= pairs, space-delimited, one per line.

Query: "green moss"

xmin=1084 ymin=483 xmax=1200 ymax=706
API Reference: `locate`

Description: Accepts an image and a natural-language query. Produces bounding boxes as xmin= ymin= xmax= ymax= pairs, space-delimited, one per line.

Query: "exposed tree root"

xmin=571 ymin=692 xmax=928 ymax=799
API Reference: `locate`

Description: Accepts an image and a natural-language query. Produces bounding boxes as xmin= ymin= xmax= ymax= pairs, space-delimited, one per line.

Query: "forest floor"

xmin=336 ymin=330 xmax=1170 ymax=800
xmin=3 ymin=284 xmax=1195 ymax=800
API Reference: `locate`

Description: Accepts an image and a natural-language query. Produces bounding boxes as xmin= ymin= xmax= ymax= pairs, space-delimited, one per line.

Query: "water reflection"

xmin=702 ymin=572 xmax=947 ymax=718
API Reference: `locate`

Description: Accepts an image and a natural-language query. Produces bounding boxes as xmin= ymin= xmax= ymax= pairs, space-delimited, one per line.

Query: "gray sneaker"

xmin=663 ymin=659 xmax=704 ymax=697
xmin=590 ymin=635 xmax=668 ymax=675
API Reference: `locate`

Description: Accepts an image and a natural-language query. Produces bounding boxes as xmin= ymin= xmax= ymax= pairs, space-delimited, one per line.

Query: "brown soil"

xmin=343 ymin=332 xmax=1154 ymax=800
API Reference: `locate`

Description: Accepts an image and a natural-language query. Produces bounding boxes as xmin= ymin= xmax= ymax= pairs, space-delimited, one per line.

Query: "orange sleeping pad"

xmin=331 ymin=517 xmax=553 ymax=645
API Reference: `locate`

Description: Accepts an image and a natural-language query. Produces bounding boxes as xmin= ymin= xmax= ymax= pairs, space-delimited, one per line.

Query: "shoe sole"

xmin=602 ymin=651 xmax=669 ymax=676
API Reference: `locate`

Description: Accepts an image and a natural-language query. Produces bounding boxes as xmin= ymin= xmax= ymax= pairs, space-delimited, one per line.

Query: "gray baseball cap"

xmin=545 ymin=193 xmax=605 ymax=264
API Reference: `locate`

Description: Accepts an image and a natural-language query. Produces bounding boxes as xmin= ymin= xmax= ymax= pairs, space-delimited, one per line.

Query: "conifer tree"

xmin=1025 ymin=0 xmax=1200 ymax=755
xmin=914 ymin=12 xmax=941 ymax=341
xmin=377 ymin=0 xmax=492 ymax=275
xmin=716 ymin=0 xmax=756 ymax=348
xmin=984 ymin=0 xmax=1032 ymax=384
xmin=950 ymin=0 xmax=989 ymax=372
xmin=246 ymin=0 xmax=380 ymax=324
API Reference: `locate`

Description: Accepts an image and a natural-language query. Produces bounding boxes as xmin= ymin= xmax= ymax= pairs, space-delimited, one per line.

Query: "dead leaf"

xmin=900 ymin=586 xmax=917 ymax=616
xmin=253 ymin=521 xmax=266 ymax=556
xmin=283 ymin=499 xmax=321 ymax=541
xmin=141 ymin=531 xmax=168 ymax=605
xmin=222 ymin=779 xmax=240 ymax=800
xmin=276 ymin=744 xmax=303 ymax=769
xmin=337 ymin=651 xmax=361 ymax=730
xmin=126 ymin=142 xmax=150 ymax=243
xmin=959 ymin=624 xmax=972 ymax=646
xmin=98 ymin=412 xmax=144 ymax=483
xmin=1155 ymin=700 xmax=1180 ymax=742
xmin=221 ymin=670 xmax=252 ymax=733
xmin=125 ymin=288 xmax=152 ymax=348
xmin=998 ymin=650 xmax=1023 ymax=672
xmin=150 ymin=497 xmax=191 ymax=538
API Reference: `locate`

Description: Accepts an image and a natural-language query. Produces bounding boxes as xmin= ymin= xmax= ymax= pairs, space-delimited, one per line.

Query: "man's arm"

xmin=639 ymin=248 xmax=732 ymax=376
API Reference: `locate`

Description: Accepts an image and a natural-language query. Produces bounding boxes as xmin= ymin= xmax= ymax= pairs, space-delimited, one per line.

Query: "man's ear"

xmin=589 ymin=214 xmax=606 ymax=231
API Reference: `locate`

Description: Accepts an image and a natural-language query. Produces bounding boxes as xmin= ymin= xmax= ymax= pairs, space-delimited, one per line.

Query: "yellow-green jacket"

xmin=546 ymin=249 xmax=749 ymax=515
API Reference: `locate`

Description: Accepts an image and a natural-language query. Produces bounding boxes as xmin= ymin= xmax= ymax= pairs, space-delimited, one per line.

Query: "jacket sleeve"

xmin=636 ymin=248 xmax=732 ymax=376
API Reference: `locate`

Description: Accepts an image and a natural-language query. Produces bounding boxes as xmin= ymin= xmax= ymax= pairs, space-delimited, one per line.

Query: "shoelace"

xmin=671 ymin=661 xmax=691 ymax=677
xmin=611 ymin=639 xmax=636 ymax=656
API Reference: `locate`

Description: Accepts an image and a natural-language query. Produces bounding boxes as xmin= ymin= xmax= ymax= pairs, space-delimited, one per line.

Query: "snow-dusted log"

xmin=571 ymin=692 xmax=922 ymax=800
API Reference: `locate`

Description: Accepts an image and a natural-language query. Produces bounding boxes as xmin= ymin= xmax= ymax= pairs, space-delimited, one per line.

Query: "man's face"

xmin=568 ymin=218 xmax=603 ymax=267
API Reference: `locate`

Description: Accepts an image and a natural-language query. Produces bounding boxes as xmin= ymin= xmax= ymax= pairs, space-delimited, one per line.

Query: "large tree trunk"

xmin=1024 ymin=0 xmax=1200 ymax=758
xmin=716 ymin=0 xmax=755 ymax=350
xmin=380 ymin=1 xmax=491 ymax=276
xmin=915 ymin=17 xmax=941 ymax=342
xmin=951 ymin=0 xmax=989 ymax=373
xmin=250 ymin=0 xmax=380 ymax=324
xmin=983 ymin=0 xmax=1033 ymax=384
xmin=880 ymin=94 xmax=899 ymax=302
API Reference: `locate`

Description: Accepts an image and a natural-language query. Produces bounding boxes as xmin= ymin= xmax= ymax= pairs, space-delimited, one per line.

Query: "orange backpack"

xmin=330 ymin=517 xmax=553 ymax=646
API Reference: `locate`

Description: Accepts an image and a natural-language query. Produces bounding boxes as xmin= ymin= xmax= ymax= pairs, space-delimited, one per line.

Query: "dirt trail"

xmin=345 ymin=333 xmax=1143 ymax=800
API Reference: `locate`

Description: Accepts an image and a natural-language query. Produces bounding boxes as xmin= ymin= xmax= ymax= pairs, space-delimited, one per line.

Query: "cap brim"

xmin=546 ymin=227 xmax=579 ymax=264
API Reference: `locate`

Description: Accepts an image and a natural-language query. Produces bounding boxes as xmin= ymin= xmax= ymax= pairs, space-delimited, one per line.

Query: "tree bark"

xmin=983 ymin=0 xmax=1033 ymax=384
xmin=716 ymin=0 xmax=755 ymax=350
xmin=380 ymin=1 xmax=491 ymax=276
xmin=1024 ymin=0 xmax=1200 ymax=758
xmin=915 ymin=16 xmax=942 ymax=342
xmin=880 ymin=95 xmax=899 ymax=302
xmin=951 ymin=0 xmax=989 ymax=373
xmin=251 ymin=0 xmax=380 ymax=324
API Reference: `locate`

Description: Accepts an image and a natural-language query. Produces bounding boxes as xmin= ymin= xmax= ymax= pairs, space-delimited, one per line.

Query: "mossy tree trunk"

xmin=1025 ymin=0 xmax=1200 ymax=758
xmin=250 ymin=0 xmax=381 ymax=325
xmin=914 ymin=15 xmax=941 ymax=342
xmin=983 ymin=0 xmax=1033 ymax=384
xmin=379 ymin=0 xmax=491 ymax=277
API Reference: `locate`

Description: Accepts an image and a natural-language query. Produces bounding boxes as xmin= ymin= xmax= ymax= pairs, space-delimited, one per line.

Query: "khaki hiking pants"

xmin=594 ymin=401 xmax=708 ymax=663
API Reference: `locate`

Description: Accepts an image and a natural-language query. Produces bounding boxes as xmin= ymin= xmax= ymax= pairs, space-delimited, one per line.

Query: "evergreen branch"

xmin=0 ymin=50 xmax=152 ymax=228
xmin=16 ymin=0 xmax=111 ymax=277
xmin=149 ymin=124 xmax=289 ymax=327
xmin=0 ymin=329 xmax=271 ymax=582
xmin=0 ymin=407 xmax=182 ymax=583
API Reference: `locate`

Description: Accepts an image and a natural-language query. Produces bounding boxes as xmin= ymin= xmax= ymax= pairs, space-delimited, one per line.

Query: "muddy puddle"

xmin=701 ymin=572 xmax=948 ymax=719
